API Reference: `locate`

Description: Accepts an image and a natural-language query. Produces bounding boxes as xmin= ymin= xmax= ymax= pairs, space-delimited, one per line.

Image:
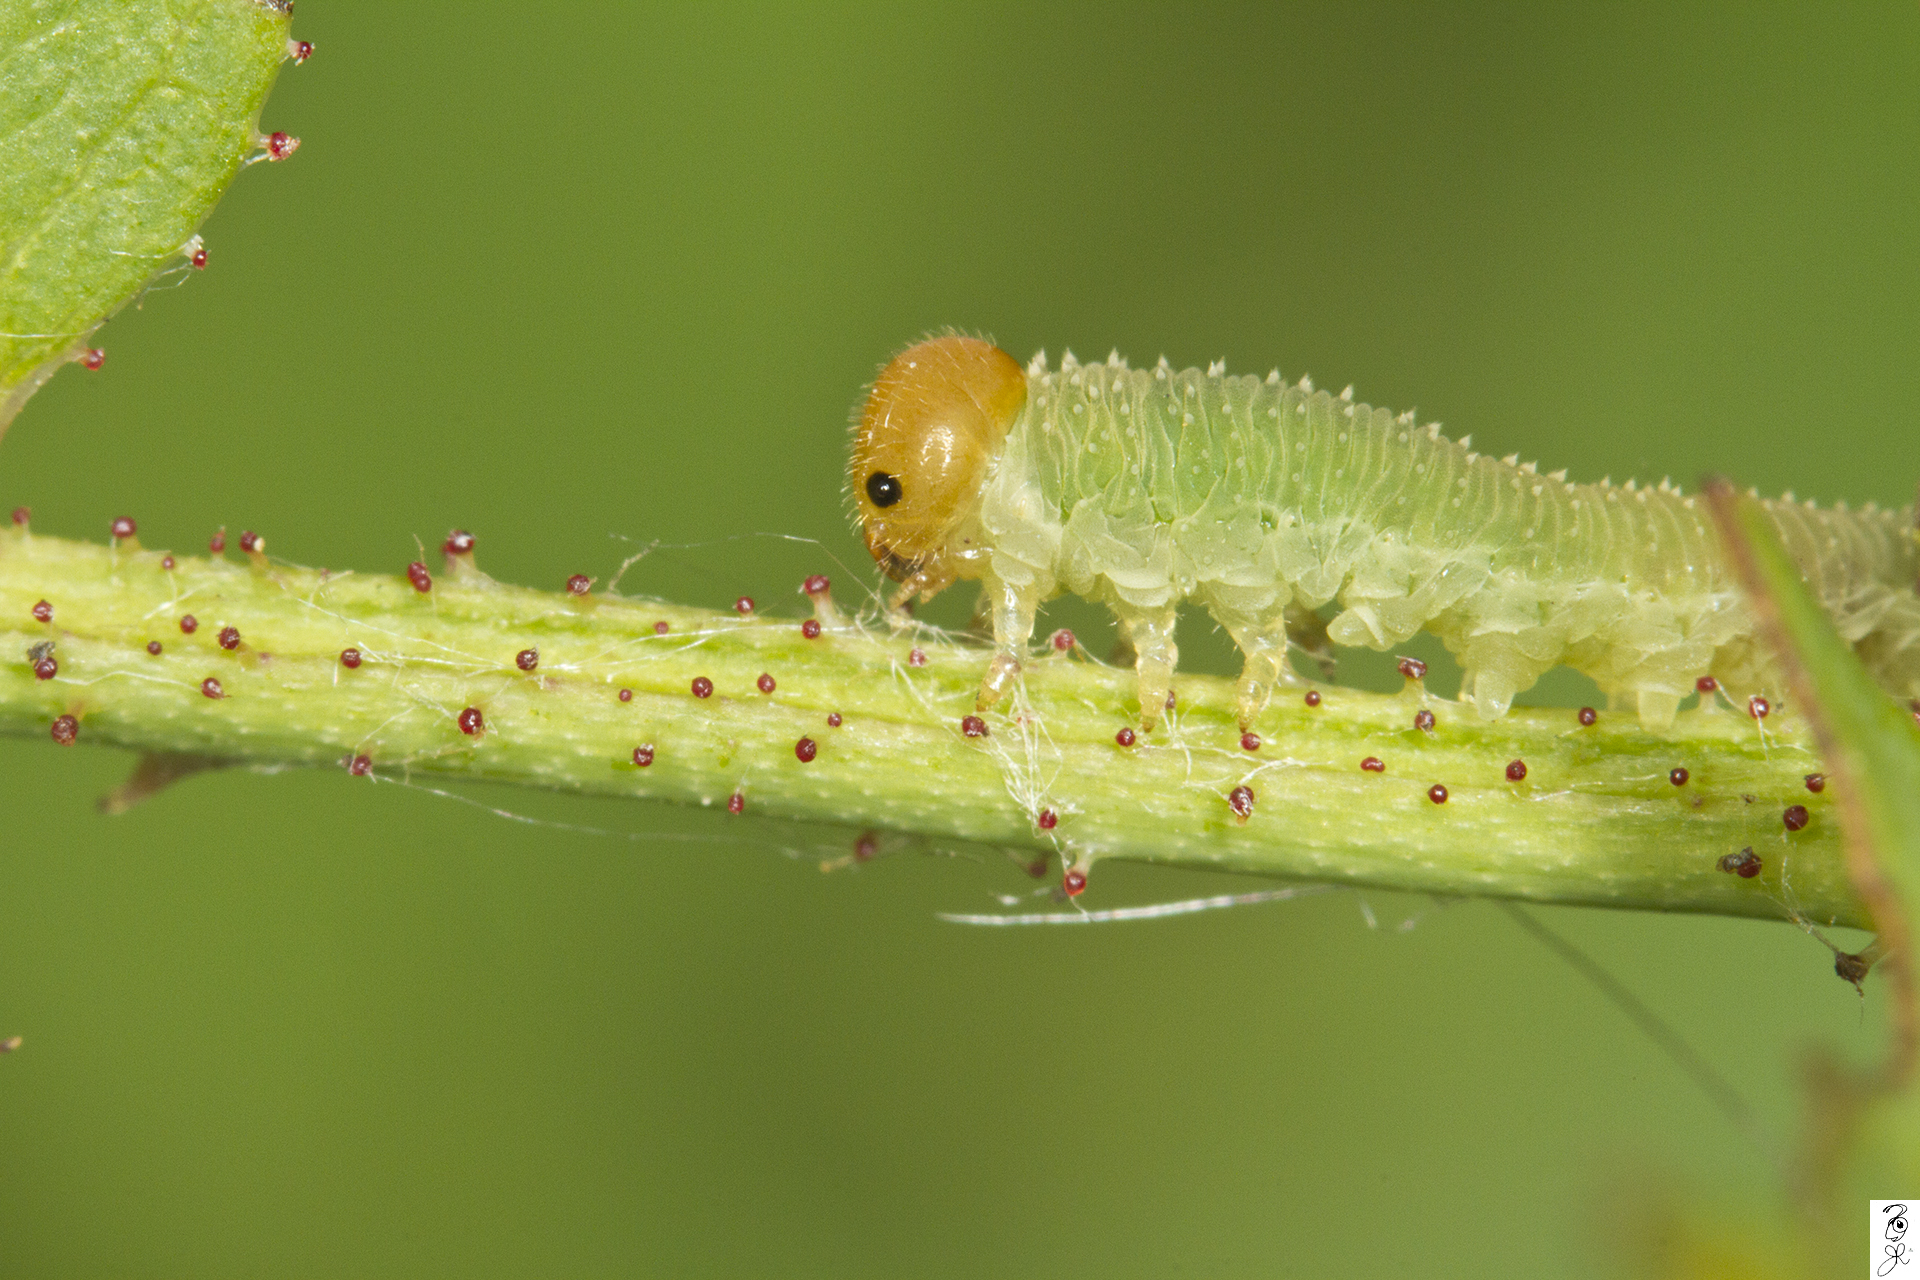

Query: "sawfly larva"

xmin=850 ymin=336 xmax=1920 ymax=732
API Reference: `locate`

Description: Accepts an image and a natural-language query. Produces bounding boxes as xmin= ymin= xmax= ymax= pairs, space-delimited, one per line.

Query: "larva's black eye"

xmin=866 ymin=471 xmax=903 ymax=508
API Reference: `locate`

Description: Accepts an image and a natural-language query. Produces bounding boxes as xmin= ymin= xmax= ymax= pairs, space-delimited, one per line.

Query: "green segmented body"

xmin=973 ymin=352 xmax=1920 ymax=724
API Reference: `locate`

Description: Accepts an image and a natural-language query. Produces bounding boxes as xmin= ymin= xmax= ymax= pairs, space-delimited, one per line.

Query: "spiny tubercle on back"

xmin=848 ymin=336 xmax=1920 ymax=734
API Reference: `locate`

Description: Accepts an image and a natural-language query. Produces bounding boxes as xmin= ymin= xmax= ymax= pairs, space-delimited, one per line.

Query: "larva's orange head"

xmin=850 ymin=336 xmax=1027 ymax=583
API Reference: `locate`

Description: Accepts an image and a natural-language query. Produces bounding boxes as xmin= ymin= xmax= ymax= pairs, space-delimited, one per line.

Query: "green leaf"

xmin=0 ymin=0 xmax=292 ymax=432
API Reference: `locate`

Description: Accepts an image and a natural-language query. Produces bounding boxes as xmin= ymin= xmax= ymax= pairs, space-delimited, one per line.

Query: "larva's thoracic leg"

xmin=886 ymin=558 xmax=959 ymax=617
xmin=1224 ymin=615 xmax=1291 ymax=731
xmin=975 ymin=574 xmax=1040 ymax=712
xmin=1113 ymin=603 xmax=1180 ymax=732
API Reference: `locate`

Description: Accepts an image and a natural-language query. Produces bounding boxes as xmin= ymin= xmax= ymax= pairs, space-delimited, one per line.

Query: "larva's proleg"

xmin=850 ymin=338 xmax=1920 ymax=731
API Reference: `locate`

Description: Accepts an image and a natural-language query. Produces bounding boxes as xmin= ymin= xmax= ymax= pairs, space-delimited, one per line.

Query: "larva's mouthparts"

xmin=862 ymin=531 xmax=918 ymax=584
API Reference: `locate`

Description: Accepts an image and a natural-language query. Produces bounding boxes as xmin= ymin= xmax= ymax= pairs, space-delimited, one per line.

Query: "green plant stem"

xmin=0 ymin=527 xmax=1866 ymax=926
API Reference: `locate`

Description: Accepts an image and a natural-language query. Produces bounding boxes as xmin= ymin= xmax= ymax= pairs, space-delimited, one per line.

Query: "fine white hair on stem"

xmin=937 ymin=883 xmax=1333 ymax=926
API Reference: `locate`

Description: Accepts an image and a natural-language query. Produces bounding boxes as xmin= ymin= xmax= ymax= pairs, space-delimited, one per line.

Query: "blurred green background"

xmin=4 ymin=2 xmax=1918 ymax=1274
